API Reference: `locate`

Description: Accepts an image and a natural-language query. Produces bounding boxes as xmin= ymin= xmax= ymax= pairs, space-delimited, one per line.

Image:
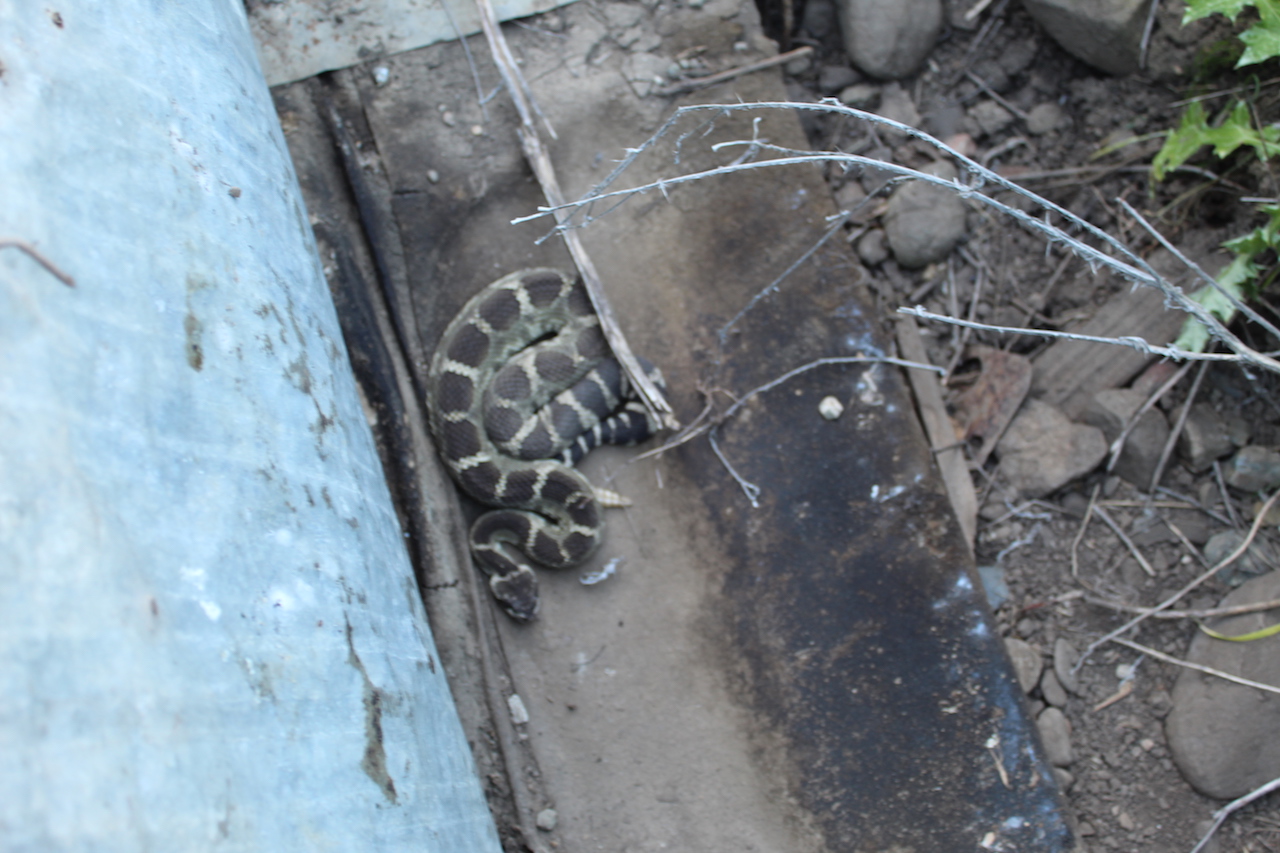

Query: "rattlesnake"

xmin=427 ymin=268 xmax=662 ymax=621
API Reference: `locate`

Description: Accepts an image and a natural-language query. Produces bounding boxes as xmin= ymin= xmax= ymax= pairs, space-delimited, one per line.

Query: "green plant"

xmin=1153 ymin=0 xmax=1280 ymax=350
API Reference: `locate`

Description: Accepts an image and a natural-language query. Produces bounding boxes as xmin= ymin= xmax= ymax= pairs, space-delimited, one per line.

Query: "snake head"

xmin=490 ymin=568 xmax=540 ymax=622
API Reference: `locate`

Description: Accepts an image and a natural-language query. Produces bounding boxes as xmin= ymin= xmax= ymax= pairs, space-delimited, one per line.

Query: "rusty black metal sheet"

xmin=707 ymin=305 xmax=1071 ymax=847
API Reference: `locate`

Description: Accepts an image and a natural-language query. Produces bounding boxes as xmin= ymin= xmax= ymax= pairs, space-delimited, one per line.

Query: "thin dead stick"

xmin=1074 ymin=490 xmax=1280 ymax=673
xmin=897 ymin=315 xmax=978 ymax=552
xmin=438 ymin=0 xmax=490 ymax=122
xmin=472 ymin=0 xmax=677 ymax=429
xmin=1213 ymin=458 xmax=1243 ymax=529
xmin=944 ymin=247 xmax=986 ymax=377
xmin=1166 ymin=521 xmax=1211 ymax=570
xmin=719 ymin=209 xmax=849 ymax=344
xmin=1111 ymin=637 xmax=1280 ymax=697
xmin=1118 ymin=197 xmax=1280 ymax=345
xmin=654 ymin=46 xmax=814 ymax=97
xmin=1 ymin=239 xmax=76 ymax=287
xmin=1105 ymin=361 xmax=1192 ymax=475
xmin=964 ymin=71 xmax=1029 ymax=121
xmin=1190 ymin=774 xmax=1280 ymax=853
xmin=1157 ymin=485 xmax=1234 ymax=526
xmin=709 ymin=355 xmax=945 ymax=505
xmin=899 ymin=307 xmax=1250 ymax=365
xmin=519 ymin=101 xmax=1273 ymax=373
xmin=1071 ymin=482 xmax=1102 ymax=578
xmin=964 ymin=0 xmax=996 ymax=20
xmin=1148 ymin=359 xmax=1208 ymax=493
xmin=1086 ymin=595 xmax=1280 ymax=620
xmin=1092 ymin=505 xmax=1155 ymax=576
xmin=1138 ymin=0 xmax=1160 ymax=70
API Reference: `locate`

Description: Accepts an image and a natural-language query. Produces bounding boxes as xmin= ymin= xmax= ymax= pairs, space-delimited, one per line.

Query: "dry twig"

xmin=1 ymin=238 xmax=76 ymax=287
xmin=654 ymin=46 xmax=814 ymax=97
xmin=474 ymin=0 xmax=676 ymax=429
xmin=1111 ymin=637 xmax=1280 ymax=697
xmin=1092 ymin=504 xmax=1155 ymax=577
xmin=1190 ymin=774 xmax=1280 ymax=853
xmin=1075 ymin=491 xmax=1280 ymax=672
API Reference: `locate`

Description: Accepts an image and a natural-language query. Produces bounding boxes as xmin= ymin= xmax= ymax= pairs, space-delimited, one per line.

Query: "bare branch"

xmin=1 ymin=239 xmax=76 ymax=287
xmin=1075 ymin=491 xmax=1280 ymax=673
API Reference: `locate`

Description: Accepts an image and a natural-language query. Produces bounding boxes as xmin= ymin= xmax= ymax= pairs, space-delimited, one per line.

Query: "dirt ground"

xmin=772 ymin=2 xmax=1280 ymax=851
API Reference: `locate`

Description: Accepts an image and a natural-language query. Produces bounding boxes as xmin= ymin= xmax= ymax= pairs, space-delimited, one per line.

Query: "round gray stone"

xmin=883 ymin=161 xmax=966 ymax=269
xmin=1037 ymin=706 xmax=1075 ymax=767
xmin=1166 ymin=571 xmax=1280 ymax=799
xmin=836 ymin=0 xmax=942 ymax=80
xmin=1005 ymin=637 xmax=1044 ymax=694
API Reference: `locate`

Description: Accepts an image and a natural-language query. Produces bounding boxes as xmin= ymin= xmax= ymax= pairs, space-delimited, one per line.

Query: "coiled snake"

xmin=427 ymin=269 xmax=662 ymax=621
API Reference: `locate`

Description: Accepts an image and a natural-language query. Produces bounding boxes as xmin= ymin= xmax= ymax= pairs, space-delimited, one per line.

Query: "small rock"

xmin=818 ymin=64 xmax=860 ymax=94
xmin=1082 ymin=388 xmax=1170 ymax=489
xmin=874 ymin=82 xmax=921 ymax=139
xmin=1037 ymin=706 xmax=1075 ymax=767
xmin=536 ymin=808 xmax=558 ymax=831
xmin=800 ymin=0 xmax=838 ymax=38
xmin=837 ymin=0 xmax=942 ymax=80
xmin=1224 ymin=445 xmax=1280 ymax=492
xmin=969 ymin=100 xmax=1014 ymax=137
xmin=838 ymin=82 xmax=880 ymax=109
xmin=996 ymin=399 xmax=1108 ymax=498
xmin=1005 ymin=637 xmax=1043 ymax=694
xmin=1117 ymin=811 xmax=1136 ymax=831
xmin=508 ymin=693 xmax=530 ymax=725
xmin=857 ymin=146 xmax=896 ymax=196
xmin=943 ymin=132 xmax=978 ymax=158
xmin=833 ymin=179 xmax=867 ymax=210
xmin=1226 ymin=412 xmax=1252 ymax=447
xmin=1026 ymin=102 xmax=1069 ymax=135
xmin=1166 ymin=570 xmax=1280 ymax=798
xmin=785 ymin=54 xmax=813 ymax=75
xmin=1040 ymin=667 xmax=1069 ymax=708
xmin=819 ymin=396 xmax=844 ymax=420
xmin=1052 ymin=767 xmax=1074 ymax=792
xmin=1059 ymin=491 xmax=1091 ymax=518
xmin=1053 ymin=637 xmax=1081 ymax=695
xmin=1203 ymin=530 xmax=1277 ymax=588
xmin=1021 ymin=0 xmax=1147 ymax=76
xmin=884 ymin=161 xmax=966 ymax=269
xmin=1177 ymin=402 xmax=1234 ymax=472
xmin=978 ymin=564 xmax=1009 ymax=609
xmin=856 ymin=229 xmax=889 ymax=266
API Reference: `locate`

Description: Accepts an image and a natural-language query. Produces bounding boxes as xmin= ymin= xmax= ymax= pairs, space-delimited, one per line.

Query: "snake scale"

xmin=427 ymin=268 xmax=662 ymax=621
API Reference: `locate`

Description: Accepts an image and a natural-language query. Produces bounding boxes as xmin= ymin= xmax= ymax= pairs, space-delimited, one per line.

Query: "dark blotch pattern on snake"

xmin=427 ymin=269 xmax=663 ymax=621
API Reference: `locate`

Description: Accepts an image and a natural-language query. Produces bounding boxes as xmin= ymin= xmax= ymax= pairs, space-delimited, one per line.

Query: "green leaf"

xmin=1184 ymin=0 xmax=1256 ymax=23
xmin=1175 ymin=315 xmax=1212 ymax=351
xmin=1172 ymin=230 xmax=1264 ymax=350
xmin=1152 ymin=102 xmax=1212 ymax=180
xmin=1198 ymin=620 xmax=1280 ymax=641
xmin=1238 ymin=14 xmax=1280 ymax=65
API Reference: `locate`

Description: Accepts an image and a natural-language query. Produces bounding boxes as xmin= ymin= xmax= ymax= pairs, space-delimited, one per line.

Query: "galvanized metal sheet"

xmin=0 ymin=3 xmax=500 ymax=850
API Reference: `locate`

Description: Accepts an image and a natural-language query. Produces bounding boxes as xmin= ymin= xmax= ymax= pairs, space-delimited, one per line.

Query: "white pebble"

xmin=819 ymin=396 xmax=844 ymax=420
xmin=371 ymin=66 xmax=390 ymax=86
xmin=507 ymin=693 xmax=529 ymax=725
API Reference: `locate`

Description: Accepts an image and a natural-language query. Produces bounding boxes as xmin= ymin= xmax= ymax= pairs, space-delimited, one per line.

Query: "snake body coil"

xmin=427 ymin=269 xmax=660 ymax=620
